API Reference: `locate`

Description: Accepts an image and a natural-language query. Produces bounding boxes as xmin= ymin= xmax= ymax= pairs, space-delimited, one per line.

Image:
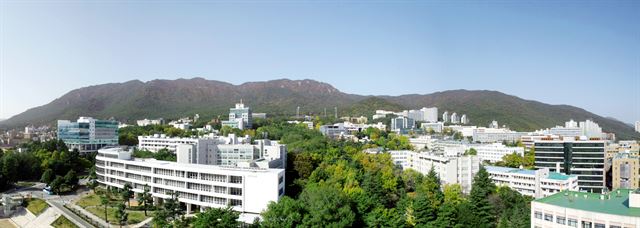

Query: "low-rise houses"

xmin=485 ymin=166 xmax=578 ymax=199
xmin=532 ymin=189 xmax=640 ymax=228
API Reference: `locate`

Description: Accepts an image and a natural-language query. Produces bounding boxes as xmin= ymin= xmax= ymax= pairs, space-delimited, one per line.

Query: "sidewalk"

xmin=68 ymin=204 xmax=112 ymax=228
xmin=47 ymin=200 xmax=97 ymax=228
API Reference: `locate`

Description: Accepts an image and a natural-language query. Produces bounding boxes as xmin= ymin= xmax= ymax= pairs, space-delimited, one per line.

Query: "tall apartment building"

xmin=450 ymin=112 xmax=459 ymax=124
xmin=612 ymin=152 xmax=639 ymax=189
xmin=222 ymin=102 xmax=252 ymax=130
xmin=534 ymin=138 xmax=606 ymax=193
xmin=460 ymin=114 xmax=469 ymax=124
xmin=442 ymin=111 xmax=449 ymax=123
xmin=57 ymin=117 xmax=118 ymax=153
xmin=470 ymin=143 xmax=524 ymax=163
xmin=423 ymin=107 xmax=438 ymax=123
xmin=532 ymin=189 xmax=640 ymax=228
xmin=485 ymin=166 xmax=578 ymax=199
xmin=95 ymin=147 xmax=285 ymax=223
xmin=635 ymin=121 xmax=640 ymax=133
xmin=390 ymin=150 xmax=480 ymax=193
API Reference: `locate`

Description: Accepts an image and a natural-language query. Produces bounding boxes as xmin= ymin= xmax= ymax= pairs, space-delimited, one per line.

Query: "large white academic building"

xmin=390 ymin=150 xmax=480 ymax=193
xmin=95 ymin=139 xmax=286 ymax=222
xmin=470 ymin=143 xmax=525 ymax=163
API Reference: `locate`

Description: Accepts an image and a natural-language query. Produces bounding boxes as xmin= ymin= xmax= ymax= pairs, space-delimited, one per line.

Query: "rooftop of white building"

xmin=485 ymin=165 xmax=576 ymax=181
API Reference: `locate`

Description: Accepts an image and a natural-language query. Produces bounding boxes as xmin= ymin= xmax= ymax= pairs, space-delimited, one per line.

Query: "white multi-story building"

xmin=485 ymin=166 xmax=578 ymax=199
xmin=460 ymin=114 xmax=469 ymax=124
xmin=137 ymin=134 xmax=235 ymax=152
xmin=472 ymin=128 xmax=527 ymax=143
xmin=222 ymin=102 xmax=252 ymax=130
xmin=137 ymin=118 xmax=164 ymax=126
xmin=423 ymin=107 xmax=438 ymax=123
xmin=421 ymin=122 xmax=444 ymax=133
xmin=532 ymin=189 xmax=640 ymax=228
xmin=95 ymin=147 xmax=285 ymax=222
xmin=391 ymin=116 xmax=416 ymax=134
xmin=635 ymin=121 xmax=640 ymax=133
xmin=442 ymin=111 xmax=450 ymax=123
xmin=450 ymin=113 xmax=459 ymax=124
xmin=521 ymin=134 xmax=561 ymax=152
xmin=390 ymin=150 xmax=480 ymax=193
xmin=470 ymin=143 xmax=525 ymax=163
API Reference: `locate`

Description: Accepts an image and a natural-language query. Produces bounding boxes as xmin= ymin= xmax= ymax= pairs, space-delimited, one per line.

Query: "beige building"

xmin=612 ymin=152 xmax=640 ymax=189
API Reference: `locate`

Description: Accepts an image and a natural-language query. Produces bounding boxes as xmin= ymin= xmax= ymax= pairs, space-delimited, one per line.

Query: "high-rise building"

xmin=534 ymin=138 xmax=606 ymax=193
xmin=442 ymin=111 xmax=449 ymax=123
xmin=222 ymin=101 xmax=252 ymax=130
xmin=57 ymin=117 xmax=118 ymax=153
xmin=422 ymin=107 xmax=438 ymax=123
xmin=460 ymin=114 xmax=469 ymax=124
xmin=579 ymin=119 xmax=603 ymax=138
xmin=635 ymin=121 xmax=640 ymax=133
xmin=450 ymin=112 xmax=459 ymax=124
xmin=612 ymin=152 xmax=639 ymax=189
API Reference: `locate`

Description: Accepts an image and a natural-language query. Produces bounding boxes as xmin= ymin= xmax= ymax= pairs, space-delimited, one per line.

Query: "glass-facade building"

xmin=57 ymin=117 xmax=118 ymax=153
xmin=534 ymin=139 xmax=605 ymax=193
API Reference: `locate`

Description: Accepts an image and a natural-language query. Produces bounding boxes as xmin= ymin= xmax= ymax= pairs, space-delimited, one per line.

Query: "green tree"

xmin=115 ymin=202 xmax=128 ymax=228
xmin=364 ymin=207 xmax=405 ymax=227
xmin=100 ymin=194 xmax=110 ymax=223
xmin=470 ymin=166 xmax=496 ymax=227
xmin=49 ymin=176 xmax=64 ymax=194
xmin=1 ymin=154 xmax=18 ymax=184
xmin=260 ymin=196 xmax=303 ymax=228
xmin=413 ymin=167 xmax=443 ymax=226
xmin=121 ymin=183 xmax=134 ymax=208
xmin=63 ymin=169 xmax=78 ymax=188
xmin=192 ymin=207 xmax=240 ymax=228
xmin=298 ymin=184 xmax=355 ymax=227
xmin=136 ymin=184 xmax=153 ymax=216
xmin=87 ymin=167 xmax=98 ymax=193
xmin=465 ymin=148 xmax=478 ymax=155
xmin=40 ymin=168 xmax=53 ymax=184
xmin=500 ymin=152 xmax=523 ymax=168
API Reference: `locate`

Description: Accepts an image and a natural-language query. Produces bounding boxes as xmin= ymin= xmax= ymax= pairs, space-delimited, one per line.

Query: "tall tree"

xmin=100 ymin=194 xmax=110 ymax=223
xmin=413 ymin=166 xmax=443 ymax=226
xmin=115 ymin=202 xmax=128 ymax=228
xmin=121 ymin=183 xmax=134 ymax=208
xmin=260 ymin=196 xmax=303 ymax=228
xmin=298 ymin=184 xmax=355 ymax=227
xmin=40 ymin=168 xmax=53 ymax=184
xmin=136 ymin=184 xmax=153 ymax=216
xmin=470 ymin=166 xmax=496 ymax=227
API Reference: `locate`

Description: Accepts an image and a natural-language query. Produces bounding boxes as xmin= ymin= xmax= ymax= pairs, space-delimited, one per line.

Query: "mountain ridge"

xmin=2 ymin=78 xmax=638 ymax=139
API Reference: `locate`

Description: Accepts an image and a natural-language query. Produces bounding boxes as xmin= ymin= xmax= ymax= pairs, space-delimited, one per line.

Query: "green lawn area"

xmin=51 ymin=215 xmax=78 ymax=228
xmin=76 ymin=193 xmax=101 ymax=208
xmin=25 ymin=198 xmax=49 ymax=216
xmin=85 ymin=206 xmax=152 ymax=225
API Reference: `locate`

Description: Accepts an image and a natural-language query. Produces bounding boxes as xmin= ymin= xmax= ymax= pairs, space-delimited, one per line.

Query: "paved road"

xmin=48 ymin=200 xmax=96 ymax=228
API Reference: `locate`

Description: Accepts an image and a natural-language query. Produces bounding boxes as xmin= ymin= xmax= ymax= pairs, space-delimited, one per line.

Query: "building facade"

xmin=531 ymin=189 xmax=640 ymax=228
xmin=57 ymin=117 xmax=118 ymax=153
xmin=222 ymin=102 xmax=252 ymax=130
xmin=390 ymin=150 xmax=480 ymax=193
xmin=534 ymin=138 xmax=606 ymax=193
xmin=470 ymin=143 xmax=525 ymax=163
xmin=485 ymin=166 xmax=578 ymax=199
xmin=390 ymin=116 xmax=416 ymax=134
xmin=95 ymin=147 xmax=285 ymax=221
xmin=612 ymin=152 xmax=639 ymax=189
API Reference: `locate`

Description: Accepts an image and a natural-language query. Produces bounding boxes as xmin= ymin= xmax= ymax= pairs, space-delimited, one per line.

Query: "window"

xmin=609 ymin=226 xmax=621 ymax=228
xmin=544 ymin=214 xmax=553 ymax=222
xmin=557 ymin=216 xmax=566 ymax=225
xmin=581 ymin=221 xmax=591 ymax=228
xmin=568 ymin=219 xmax=578 ymax=227
xmin=230 ymin=187 xmax=242 ymax=196
xmin=534 ymin=211 xmax=542 ymax=219
xmin=230 ymin=176 xmax=242 ymax=184
xmin=230 ymin=199 xmax=242 ymax=206
xmin=593 ymin=224 xmax=604 ymax=228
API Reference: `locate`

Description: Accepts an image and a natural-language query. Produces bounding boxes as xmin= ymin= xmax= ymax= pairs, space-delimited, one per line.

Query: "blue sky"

xmin=1 ymin=1 xmax=639 ymax=123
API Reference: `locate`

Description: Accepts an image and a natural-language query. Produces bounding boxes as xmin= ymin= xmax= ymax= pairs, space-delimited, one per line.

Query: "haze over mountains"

xmin=1 ymin=78 xmax=638 ymax=139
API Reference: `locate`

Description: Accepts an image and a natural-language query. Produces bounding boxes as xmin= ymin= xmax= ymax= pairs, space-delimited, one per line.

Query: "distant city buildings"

xmin=421 ymin=122 xmax=444 ymax=133
xmin=485 ymin=166 xmax=578 ymax=199
xmin=57 ymin=117 xmax=118 ymax=153
xmin=635 ymin=121 xmax=640 ymax=133
xmin=532 ymin=189 xmax=640 ymax=228
xmin=442 ymin=111 xmax=449 ymax=123
xmin=390 ymin=150 xmax=480 ymax=193
xmin=472 ymin=128 xmax=526 ymax=143
xmin=222 ymin=101 xmax=252 ymax=130
xmin=450 ymin=112 xmax=459 ymax=124
xmin=534 ymin=137 xmax=606 ymax=193
xmin=460 ymin=114 xmax=469 ymax=124
xmin=540 ymin=119 xmax=610 ymax=139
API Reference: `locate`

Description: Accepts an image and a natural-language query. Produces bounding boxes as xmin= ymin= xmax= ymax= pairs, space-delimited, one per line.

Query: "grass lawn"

xmin=51 ymin=215 xmax=78 ymax=228
xmin=25 ymin=198 xmax=49 ymax=216
xmin=85 ymin=206 xmax=152 ymax=225
xmin=76 ymin=193 xmax=101 ymax=208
